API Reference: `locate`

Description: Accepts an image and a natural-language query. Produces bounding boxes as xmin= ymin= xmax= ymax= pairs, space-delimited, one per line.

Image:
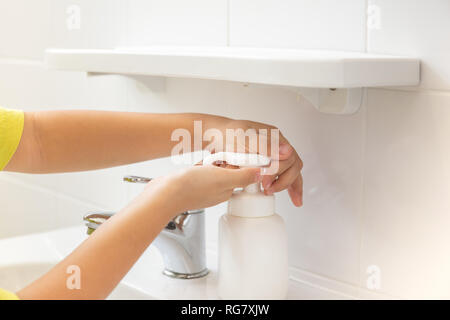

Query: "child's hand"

xmin=141 ymin=165 xmax=261 ymax=217
xmin=205 ymin=116 xmax=303 ymax=207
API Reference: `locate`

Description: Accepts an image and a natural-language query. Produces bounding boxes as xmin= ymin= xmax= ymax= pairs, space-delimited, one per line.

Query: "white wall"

xmin=0 ymin=0 xmax=449 ymax=299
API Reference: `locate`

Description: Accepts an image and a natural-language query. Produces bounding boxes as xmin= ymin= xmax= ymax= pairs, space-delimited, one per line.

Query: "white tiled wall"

xmin=0 ymin=0 xmax=51 ymax=59
xmin=1 ymin=0 xmax=450 ymax=299
xmin=50 ymin=0 xmax=122 ymax=50
xmin=361 ymin=0 xmax=450 ymax=299
xmin=361 ymin=89 xmax=450 ymax=299
xmin=125 ymin=0 xmax=228 ymax=47
xmin=367 ymin=0 xmax=450 ymax=90
xmin=229 ymin=0 xmax=367 ymax=51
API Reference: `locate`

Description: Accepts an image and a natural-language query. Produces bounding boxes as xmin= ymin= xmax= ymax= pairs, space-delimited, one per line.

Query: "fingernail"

xmin=296 ymin=195 xmax=303 ymax=207
xmin=279 ymin=143 xmax=291 ymax=155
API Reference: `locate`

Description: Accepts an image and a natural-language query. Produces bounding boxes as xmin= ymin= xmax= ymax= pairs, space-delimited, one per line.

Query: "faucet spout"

xmin=153 ymin=210 xmax=208 ymax=279
xmin=83 ymin=210 xmax=209 ymax=279
xmin=118 ymin=175 xmax=208 ymax=279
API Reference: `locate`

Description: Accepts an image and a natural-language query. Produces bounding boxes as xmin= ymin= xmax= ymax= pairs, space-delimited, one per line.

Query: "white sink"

xmin=0 ymin=226 xmax=220 ymax=300
xmin=0 ymin=226 xmax=318 ymax=299
xmin=0 ymin=263 xmax=53 ymax=293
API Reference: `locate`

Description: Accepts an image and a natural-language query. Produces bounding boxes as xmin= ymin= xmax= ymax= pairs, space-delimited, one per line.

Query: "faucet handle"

xmin=121 ymin=175 xmax=204 ymax=232
xmin=82 ymin=210 xmax=201 ymax=234
xmin=83 ymin=212 xmax=114 ymax=235
xmin=123 ymin=175 xmax=152 ymax=184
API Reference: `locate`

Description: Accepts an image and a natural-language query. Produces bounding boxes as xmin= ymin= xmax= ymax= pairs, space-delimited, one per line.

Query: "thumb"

xmin=224 ymin=167 xmax=261 ymax=188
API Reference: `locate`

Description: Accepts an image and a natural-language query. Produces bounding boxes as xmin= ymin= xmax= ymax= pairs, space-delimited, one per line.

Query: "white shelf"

xmin=45 ymin=46 xmax=420 ymax=89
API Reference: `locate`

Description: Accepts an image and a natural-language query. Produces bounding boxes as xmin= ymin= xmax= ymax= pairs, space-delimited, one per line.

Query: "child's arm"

xmin=5 ymin=109 xmax=302 ymax=205
xmin=16 ymin=165 xmax=260 ymax=300
xmin=5 ymin=110 xmax=226 ymax=173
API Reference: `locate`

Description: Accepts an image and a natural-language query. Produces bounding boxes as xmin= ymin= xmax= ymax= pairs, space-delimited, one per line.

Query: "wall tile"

xmin=361 ymin=89 xmax=450 ymax=298
xmin=125 ymin=0 xmax=228 ymax=46
xmin=0 ymin=0 xmax=51 ymax=59
xmin=0 ymin=61 xmax=87 ymax=109
xmin=125 ymin=75 xmax=168 ymax=113
xmin=85 ymin=74 xmax=128 ymax=109
xmin=368 ymin=0 xmax=450 ymax=90
xmin=230 ymin=0 xmax=366 ymax=51
xmin=50 ymin=0 xmax=122 ymax=49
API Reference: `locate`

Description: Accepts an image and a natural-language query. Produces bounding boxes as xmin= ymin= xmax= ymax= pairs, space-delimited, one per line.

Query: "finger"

xmin=262 ymin=160 xmax=293 ymax=189
xmin=263 ymin=130 xmax=291 ymax=161
xmin=223 ymin=167 xmax=260 ymax=188
xmin=222 ymin=164 xmax=240 ymax=169
xmin=265 ymin=160 xmax=302 ymax=195
xmin=199 ymin=158 xmax=239 ymax=169
xmin=251 ymin=133 xmax=292 ymax=161
xmin=227 ymin=128 xmax=291 ymax=160
xmin=288 ymin=174 xmax=303 ymax=207
xmin=261 ymin=171 xmax=277 ymax=190
xmin=261 ymin=157 xmax=295 ymax=189
xmin=277 ymin=143 xmax=293 ymax=161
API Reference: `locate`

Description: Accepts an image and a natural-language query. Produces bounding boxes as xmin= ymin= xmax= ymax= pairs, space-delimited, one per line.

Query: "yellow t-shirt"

xmin=0 ymin=288 xmax=19 ymax=300
xmin=0 ymin=107 xmax=23 ymax=300
xmin=0 ymin=106 xmax=24 ymax=171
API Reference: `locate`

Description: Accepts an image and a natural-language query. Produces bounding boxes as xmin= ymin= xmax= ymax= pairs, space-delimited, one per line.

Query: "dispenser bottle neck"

xmin=244 ymin=182 xmax=261 ymax=194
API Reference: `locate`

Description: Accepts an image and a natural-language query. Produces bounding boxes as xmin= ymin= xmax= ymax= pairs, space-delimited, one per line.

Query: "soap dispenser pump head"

xmin=202 ymin=151 xmax=269 ymax=194
xmin=244 ymin=182 xmax=261 ymax=194
xmin=202 ymin=152 xmax=275 ymax=218
xmin=202 ymin=152 xmax=271 ymax=168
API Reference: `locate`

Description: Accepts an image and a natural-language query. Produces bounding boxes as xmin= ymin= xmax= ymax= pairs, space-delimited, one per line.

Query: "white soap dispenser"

xmin=203 ymin=152 xmax=289 ymax=300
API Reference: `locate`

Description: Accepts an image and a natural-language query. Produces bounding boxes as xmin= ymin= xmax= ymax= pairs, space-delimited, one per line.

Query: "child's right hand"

xmin=140 ymin=165 xmax=261 ymax=217
xmin=15 ymin=164 xmax=260 ymax=300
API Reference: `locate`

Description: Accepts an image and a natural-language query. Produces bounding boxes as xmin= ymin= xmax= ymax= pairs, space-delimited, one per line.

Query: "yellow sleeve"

xmin=0 ymin=106 xmax=24 ymax=171
xmin=0 ymin=288 xmax=19 ymax=300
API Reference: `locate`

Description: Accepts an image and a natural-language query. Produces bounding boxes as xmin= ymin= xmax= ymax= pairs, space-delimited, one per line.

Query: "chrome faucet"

xmin=83 ymin=175 xmax=209 ymax=279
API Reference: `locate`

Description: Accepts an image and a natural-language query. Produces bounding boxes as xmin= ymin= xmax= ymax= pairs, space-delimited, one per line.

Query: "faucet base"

xmin=163 ymin=268 xmax=209 ymax=280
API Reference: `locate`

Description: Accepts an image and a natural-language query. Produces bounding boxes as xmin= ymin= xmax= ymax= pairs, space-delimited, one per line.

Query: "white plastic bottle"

xmin=203 ymin=152 xmax=289 ymax=300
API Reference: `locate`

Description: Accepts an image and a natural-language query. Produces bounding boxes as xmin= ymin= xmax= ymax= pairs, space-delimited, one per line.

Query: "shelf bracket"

xmin=297 ymin=87 xmax=364 ymax=115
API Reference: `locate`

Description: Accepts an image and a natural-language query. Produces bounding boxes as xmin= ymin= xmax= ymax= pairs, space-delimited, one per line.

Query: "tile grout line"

xmin=289 ymin=265 xmax=396 ymax=299
xmin=374 ymin=86 xmax=450 ymax=95
xmin=364 ymin=0 xmax=370 ymax=52
xmin=0 ymin=56 xmax=45 ymax=66
xmin=289 ymin=275 xmax=358 ymax=300
xmin=357 ymin=89 xmax=369 ymax=296
xmin=357 ymin=0 xmax=370 ymax=296
xmin=226 ymin=0 xmax=231 ymax=47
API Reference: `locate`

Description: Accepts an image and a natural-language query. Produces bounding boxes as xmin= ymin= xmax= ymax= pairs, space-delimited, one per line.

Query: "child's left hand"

xmin=205 ymin=117 xmax=303 ymax=207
